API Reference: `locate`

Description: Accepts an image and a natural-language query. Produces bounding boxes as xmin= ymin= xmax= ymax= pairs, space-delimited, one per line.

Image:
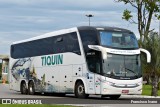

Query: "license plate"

xmin=122 ymin=90 xmax=129 ymax=94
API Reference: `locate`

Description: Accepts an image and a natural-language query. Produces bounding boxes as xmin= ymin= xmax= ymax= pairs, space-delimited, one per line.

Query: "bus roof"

xmin=77 ymin=26 xmax=132 ymax=33
xmin=12 ymin=27 xmax=78 ymax=44
xmin=12 ymin=26 xmax=133 ymax=45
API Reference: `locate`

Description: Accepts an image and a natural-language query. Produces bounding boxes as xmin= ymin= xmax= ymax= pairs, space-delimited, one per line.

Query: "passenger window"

xmin=11 ymin=45 xmax=14 ymax=53
xmin=11 ymin=32 xmax=81 ymax=59
xmin=56 ymin=37 xmax=63 ymax=42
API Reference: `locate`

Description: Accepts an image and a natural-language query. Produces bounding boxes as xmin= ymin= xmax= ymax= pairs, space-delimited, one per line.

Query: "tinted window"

xmin=79 ymin=30 xmax=98 ymax=53
xmin=99 ymin=31 xmax=139 ymax=49
xmin=79 ymin=29 xmax=102 ymax=74
xmin=86 ymin=52 xmax=102 ymax=74
xmin=11 ymin=32 xmax=80 ymax=59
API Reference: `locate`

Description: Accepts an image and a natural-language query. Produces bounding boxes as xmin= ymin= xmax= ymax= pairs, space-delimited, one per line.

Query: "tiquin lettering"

xmin=41 ymin=54 xmax=63 ymax=66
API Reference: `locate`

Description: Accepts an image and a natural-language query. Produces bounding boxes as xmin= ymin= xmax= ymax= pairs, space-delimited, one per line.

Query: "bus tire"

xmin=21 ymin=82 xmax=27 ymax=94
xmin=28 ymin=81 xmax=35 ymax=95
xmin=109 ymin=95 xmax=121 ymax=100
xmin=58 ymin=93 xmax=66 ymax=97
xmin=75 ymin=82 xmax=88 ymax=98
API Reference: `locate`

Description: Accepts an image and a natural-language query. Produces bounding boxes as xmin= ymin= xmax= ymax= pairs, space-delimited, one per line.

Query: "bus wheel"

xmin=75 ymin=82 xmax=88 ymax=98
xmin=58 ymin=93 xmax=66 ymax=97
xmin=28 ymin=81 xmax=35 ymax=95
xmin=109 ymin=95 xmax=121 ymax=100
xmin=21 ymin=82 xmax=27 ymax=94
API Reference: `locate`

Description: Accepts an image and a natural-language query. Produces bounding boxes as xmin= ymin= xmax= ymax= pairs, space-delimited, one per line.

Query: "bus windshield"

xmin=103 ymin=54 xmax=141 ymax=79
xmin=99 ymin=31 xmax=138 ymax=49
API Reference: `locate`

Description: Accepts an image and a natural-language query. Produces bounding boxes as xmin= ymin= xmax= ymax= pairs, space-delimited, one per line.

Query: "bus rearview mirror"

xmin=140 ymin=48 xmax=151 ymax=63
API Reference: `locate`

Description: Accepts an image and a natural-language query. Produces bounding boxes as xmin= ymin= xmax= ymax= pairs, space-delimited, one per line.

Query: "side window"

xmin=11 ymin=45 xmax=14 ymax=58
xmin=38 ymin=38 xmax=53 ymax=55
xmin=65 ymin=32 xmax=81 ymax=55
xmin=79 ymin=30 xmax=98 ymax=53
xmin=86 ymin=52 xmax=101 ymax=74
xmin=53 ymin=35 xmax=65 ymax=53
xmin=79 ymin=29 xmax=102 ymax=74
xmin=11 ymin=32 xmax=80 ymax=59
xmin=11 ymin=45 xmax=14 ymax=53
xmin=56 ymin=37 xmax=63 ymax=42
xmin=53 ymin=32 xmax=80 ymax=55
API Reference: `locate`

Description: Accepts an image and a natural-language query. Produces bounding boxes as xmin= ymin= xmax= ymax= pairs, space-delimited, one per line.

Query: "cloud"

xmin=0 ymin=0 xmax=159 ymax=55
xmin=0 ymin=0 xmax=120 ymax=7
xmin=0 ymin=30 xmax=49 ymax=54
xmin=0 ymin=0 xmax=130 ymax=13
xmin=0 ymin=0 xmax=51 ymax=5
xmin=1 ymin=16 xmax=55 ymax=24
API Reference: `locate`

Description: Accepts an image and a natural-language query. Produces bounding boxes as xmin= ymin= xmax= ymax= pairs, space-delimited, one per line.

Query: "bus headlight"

xmin=106 ymin=81 xmax=115 ymax=86
xmin=136 ymin=81 xmax=142 ymax=86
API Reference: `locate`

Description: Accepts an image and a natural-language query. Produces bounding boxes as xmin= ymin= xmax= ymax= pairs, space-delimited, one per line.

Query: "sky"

xmin=0 ymin=0 xmax=159 ymax=55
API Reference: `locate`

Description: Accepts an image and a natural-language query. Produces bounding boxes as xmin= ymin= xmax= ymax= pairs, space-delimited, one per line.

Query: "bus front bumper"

xmin=101 ymin=83 xmax=142 ymax=95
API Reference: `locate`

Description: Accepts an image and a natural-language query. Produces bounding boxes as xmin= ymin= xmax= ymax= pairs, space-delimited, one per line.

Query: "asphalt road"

xmin=0 ymin=84 xmax=160 ymax=107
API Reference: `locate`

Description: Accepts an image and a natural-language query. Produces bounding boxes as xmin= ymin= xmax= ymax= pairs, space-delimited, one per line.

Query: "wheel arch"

xmin=28 ymin=79 xmax=35 ymax=86
xmin=74 ymin=78 xmax=88 ymax=94
xmin=20 ymin=80 xmax=27 ymax=91
xmin=20 ymin=79 xmax=28 ymax=94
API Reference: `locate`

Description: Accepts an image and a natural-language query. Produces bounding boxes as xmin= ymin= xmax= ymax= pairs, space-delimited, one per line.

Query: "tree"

xmin=115 ymin=0 xmax=160 ymax=96
xmin=115 ymin=0 xmax=160 ymax=45
xmin=0 ymin=63 xmax=2 ymax=79
xmin=142 ymin=32 xmax=160 ymax=96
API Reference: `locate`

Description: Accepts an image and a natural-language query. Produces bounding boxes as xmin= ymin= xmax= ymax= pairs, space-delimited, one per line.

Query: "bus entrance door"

xmin=86 ymin=73 xmax=95 ymax=94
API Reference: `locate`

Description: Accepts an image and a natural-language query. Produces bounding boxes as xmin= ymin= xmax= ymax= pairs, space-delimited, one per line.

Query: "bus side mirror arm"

xmin=140 ymin=48 xmax=151 ymax=63
xmin=88 ymin=45 xmax=107 ymax=59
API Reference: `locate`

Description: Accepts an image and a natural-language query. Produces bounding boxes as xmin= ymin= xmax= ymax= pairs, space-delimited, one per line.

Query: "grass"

xmin=0 ymin=105 xmax=72 ymax=107
xmin=142 ymin=84 xmax=160 ymax=96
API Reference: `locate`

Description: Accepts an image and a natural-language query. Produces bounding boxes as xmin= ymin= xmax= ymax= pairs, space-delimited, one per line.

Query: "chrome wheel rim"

xmin=29 ymin=85 xmax=33 ymax=93
xmin=78 ymin=85 xmax=84 ymax=95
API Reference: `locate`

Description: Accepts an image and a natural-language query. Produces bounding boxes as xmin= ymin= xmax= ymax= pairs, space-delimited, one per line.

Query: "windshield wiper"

xmin=124 ymin=67 xmax=138 ymax=77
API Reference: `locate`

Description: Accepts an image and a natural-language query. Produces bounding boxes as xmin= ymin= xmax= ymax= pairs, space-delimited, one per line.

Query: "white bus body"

xmin=9 ymin=26 xmax=150 ymax=99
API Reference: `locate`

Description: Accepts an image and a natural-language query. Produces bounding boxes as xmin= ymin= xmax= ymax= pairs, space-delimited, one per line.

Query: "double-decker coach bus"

xmin=9 ymin=26 xmax=151 ymax=99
